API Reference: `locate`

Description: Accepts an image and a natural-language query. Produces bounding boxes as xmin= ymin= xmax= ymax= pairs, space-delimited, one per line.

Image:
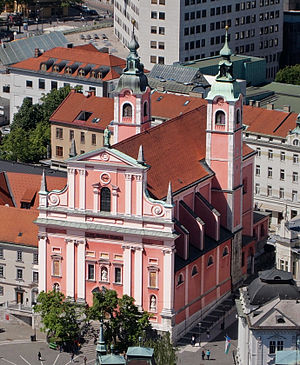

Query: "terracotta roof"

xmin=243 ymin=106 xmax=298 ymax=137
xmin=0 ymin=206 xmax=38 ymax=247
xmin=151 ymin=92 xmax=207 ymax=120
xmin=50 ymin=90 xmax=114 ymax=130
xmin=0 ymin=172 xmax=14 ymax=206
xmin=115 ymin=107 xmax=212 ymax=199
xmin=73 ymin=44 xmax=99 ymax=52
xmin=5 ymin=172 xmax=66 ymax=209
xmin=10 ymin=47 xmax=126 ymax=81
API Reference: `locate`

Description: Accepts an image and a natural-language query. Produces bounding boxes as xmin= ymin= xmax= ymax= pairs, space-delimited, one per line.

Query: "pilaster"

xmin=38 ymin=234 xmax=47 ymax=293
xmin=112 ymin=185 xmax=118 ymax=215
xmin=125 ymin=174 xmax=132 ymax=215
xmin=161 ymin=247 xmax=175 ymax=315
xmin=135 ymin=175 xmax=143 ymax=216
xmin=76 ymin=239 xmax=86 ymax=302
xmin=68 ymin=168 xmax=75 ymax=209
xmin=134 ymin=246 xmax=143 ymax=309
xmin=79 ymin=169 xmax=86 ymax=210
xmin=66 ymin=239 xmax=75 ymax=299
xmin=122 ymin=244 xmax=132 ymax=296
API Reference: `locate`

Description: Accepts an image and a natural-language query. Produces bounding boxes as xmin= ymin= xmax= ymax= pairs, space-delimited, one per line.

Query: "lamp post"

xmin=198 ymin=322 xmax=202 ymax=348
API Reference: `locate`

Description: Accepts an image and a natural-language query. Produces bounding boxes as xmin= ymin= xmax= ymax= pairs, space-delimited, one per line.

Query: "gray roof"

xmin=247 ymin=268 xmax=300 ymax=305
xmin=0 ymin=159 xmax=66 ymax=177
xmin=126 ymin=347 xmax=154 ymax=358
xmin=183 ymin=54 xmax=264 ymax=69
xmin=148 ymin=64 xmax=209 ymax=93
xmin=0 ymin=32 xmax=68 ymax=66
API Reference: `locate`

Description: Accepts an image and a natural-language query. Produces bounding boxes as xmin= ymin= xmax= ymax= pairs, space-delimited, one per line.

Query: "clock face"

xmin=100 ymin=173 xmax=110 ymax=184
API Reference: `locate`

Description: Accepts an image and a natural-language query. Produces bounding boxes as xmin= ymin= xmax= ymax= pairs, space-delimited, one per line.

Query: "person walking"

xmin=202 ymin=350 xmax=205 ymax=360
xmin=83 ymin=355 xmax=87 ymax=365
xmin=38 ymin=352 xmax=41 ymax=361
xmin=71 ymin=352 xmax=74 ymax=363
xmin=191 ymin=335 xmax=196 ymax=346
xmin=206 ymin=349 xmax=211 ymax=360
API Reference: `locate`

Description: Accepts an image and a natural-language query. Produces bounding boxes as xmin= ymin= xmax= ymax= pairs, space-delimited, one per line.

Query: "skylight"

xmin=76 ymin=111 xmax=92 ymax=121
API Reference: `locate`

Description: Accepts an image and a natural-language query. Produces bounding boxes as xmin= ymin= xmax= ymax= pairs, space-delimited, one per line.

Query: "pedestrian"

xmin=38 ymin=351 xmax=41 ymax=361
xmin=206 ymin=330 xmax=210 ymax=340
xmin=71 ymin=352 xmax=74 ymax=363
xmin=84 ymin=355 xmax=87 ymax=365
xmin=191 ymin=335 xmax=196 ymax=346
xmin=202 ymin=350 xmax=205 ymax=360
xmin=206 ymin=349 xmax=211 ymax=360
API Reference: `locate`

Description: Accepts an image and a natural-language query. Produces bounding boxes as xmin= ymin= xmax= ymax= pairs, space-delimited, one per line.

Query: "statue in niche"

xmin=101 ymin=267 xmax=108 ymax=282
xmin=150 ymin=295 xmax=156 ymax=311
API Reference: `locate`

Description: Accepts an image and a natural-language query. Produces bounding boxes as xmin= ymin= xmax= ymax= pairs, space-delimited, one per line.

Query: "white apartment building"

xmin=243 ymin=107 xmax=300 ymax=227
xmin=4 ymin=45 xmax=125 ymax=122
xmin=0 ymin=207 xmax=39 ymax=307
xmin=236 ymin=268 xmax=300 ymax=365
xmin=114 ymin=0 xmax=283 ymax=79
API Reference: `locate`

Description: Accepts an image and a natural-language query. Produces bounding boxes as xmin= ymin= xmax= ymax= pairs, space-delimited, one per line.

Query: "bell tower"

xmin=112 ymin=23 xmax=151 ymax=143
xmin=205 ymin=27 xmax=244 ymax=286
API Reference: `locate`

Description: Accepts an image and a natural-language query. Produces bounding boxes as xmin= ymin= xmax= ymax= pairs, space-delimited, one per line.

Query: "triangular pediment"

xmin=67 ymin=147 xmax=147 ymax=169
xmin=252 ymin=304 xmax=298 ymax=328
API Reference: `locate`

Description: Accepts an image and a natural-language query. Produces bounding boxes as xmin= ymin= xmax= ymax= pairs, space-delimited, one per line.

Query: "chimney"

xmin=34 ymin=48 xmax=40 ymax=58
xmin=255 ymin=101 xmax=261 ymax=107
xmin=283 ymin=105 xmax=291 ymax=112
xmin=86 ymin=90 xmax=95 ymax=98
xmin=266 ymin=103 xmax=274 ymax=110
xmin=249 ymin=100 xmax=254 ymax=106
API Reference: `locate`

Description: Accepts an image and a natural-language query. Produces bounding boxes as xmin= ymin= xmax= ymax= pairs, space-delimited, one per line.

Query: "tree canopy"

xmin=0 ymin=86 xmax=71 ymax=163
xmin=89 ymin=289 xmax=151 ymax=352
xmin=34 ymin=290 xmax=85 ymax=344
xmin=275 ymin=64 xmax=300 ymax=85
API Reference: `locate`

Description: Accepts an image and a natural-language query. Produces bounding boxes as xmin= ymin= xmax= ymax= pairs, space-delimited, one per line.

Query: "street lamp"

xmin=198 ymin=322 xmax=202 ymax=348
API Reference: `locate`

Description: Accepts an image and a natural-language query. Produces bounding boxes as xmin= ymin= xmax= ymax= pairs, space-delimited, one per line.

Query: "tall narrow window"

xmin=215 ymin=111 xmax=225 ymax=125
xmin=144 ymin=102 xmax=148 ymax=117
xmin=122 ymin=103 xmax=132 ymax=117
xmin=149 ymin=271 xmax=157 ymax=288
xmin=114 ymin=267 xmax=122 ymax=283
xmin=236 ymin=109 xmax=241 ymax=124
xmin=100 ymin=187 xmax=111 ymax=212
xmin=53 ymin=260 xmax=61 ymax=277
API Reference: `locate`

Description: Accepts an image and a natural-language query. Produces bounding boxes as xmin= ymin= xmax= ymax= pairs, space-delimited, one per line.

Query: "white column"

xmin=136 ymin=175 xmax=143 ymax=216
xmin=134 ymin=246 xmax=143 ymax=309
xmin=77 ymin=240 xmax=86 ymax=302
xmin=112 ymin=186 xmax=118 ymax=215
xmin=79 ymin=169 xmax=86 ymax=210
xmin=66 ymin=239 xmax=75 ymax=298
xmin=122 ymin=245 xmax=132 ymax=296
xmin=125 ymin=174 xmax=132 ymax=215
xmin=68 ymin=168 xmax=75 ymax=209
xmin=93 ymin=186 xmax=99 ymax=212
xmin=162 ymin=248 xmax=175 ymax=313
xmin=38 ymin=234 xmax=47 ymax=293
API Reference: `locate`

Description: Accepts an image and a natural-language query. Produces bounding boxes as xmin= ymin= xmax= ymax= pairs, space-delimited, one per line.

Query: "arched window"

xmin=143 ymin=102 xmax=148 ymax=117
xmin=236 ymin=109 xmax=240 ymax=124
xmin=149 ymin=294 xmax=157 ymax=312
xmin=177 ymin=273 xmax=184 ymax=286
xmin=53 ymin=283 xmax=60 ymax=292
xmin=215 ymin=111 xmax=225 ymax=125
xmin=123 ymin=103 xmax=132 ymax=117
xmin=222 ymin=246 xmax=229 ymax=257
xmin=293 ymin=139 xmax=299 ymax=146
xmin=191 ymin=265 xmax=198 ymax=276
xmin=100 ymin=187 xmax=111 ymax=212
xmin=207 ymin=256 xmax=214 ymax=267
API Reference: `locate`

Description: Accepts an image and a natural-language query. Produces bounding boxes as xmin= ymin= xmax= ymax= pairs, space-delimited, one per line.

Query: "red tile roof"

xmin=0 ymin=206 xmax=38 ymax=247
xmin=50 ymin=90 xmax=114 ymax=130
xmin=10 ymin=47 xmax=126 ymax=81
xmin=115 ymin=107 xmax=211 ymax=199
xmin=0 ymin=172 xmax=14 ymax=206
xmin=5 ymin=172 xmax=66 ymax=209
xmin=73 ymin=44 xmax=99 ymax=52
xmin=243 ymin=106 xmax=298 ymax=137
xmin=151 ymin=92 xmax=207 ymax=120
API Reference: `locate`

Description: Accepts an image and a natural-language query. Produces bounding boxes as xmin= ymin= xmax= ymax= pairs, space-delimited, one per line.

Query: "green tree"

xmin=275 ymin=64 xmax=300 ymax=85
xmin=0 ymin=85 xmax=71 ymax=163
xmin=34 ymin=290 xmax=85 ymax=344
xmin=90 ymin=289 xmax=151 ymax=352
xmin=143 ymin=332 xmax=177 ymax=365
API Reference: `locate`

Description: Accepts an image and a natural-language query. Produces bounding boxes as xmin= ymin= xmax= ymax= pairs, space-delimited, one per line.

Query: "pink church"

xmin=36 ymin=32 xmax=268 ymax=339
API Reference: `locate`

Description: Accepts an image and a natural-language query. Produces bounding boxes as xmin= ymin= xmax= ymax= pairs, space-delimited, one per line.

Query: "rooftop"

xmin=9 ymin=45 xmax=126 ymax=82
xmin=246 ymin=82 xmax=300 ymax=114
xmin=0 ymin=206 xmax=38 ymax=247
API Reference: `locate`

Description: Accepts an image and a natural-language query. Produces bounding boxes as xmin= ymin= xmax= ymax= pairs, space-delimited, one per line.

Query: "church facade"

xmin=36 ymin=31 xmax=268 ymax=339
